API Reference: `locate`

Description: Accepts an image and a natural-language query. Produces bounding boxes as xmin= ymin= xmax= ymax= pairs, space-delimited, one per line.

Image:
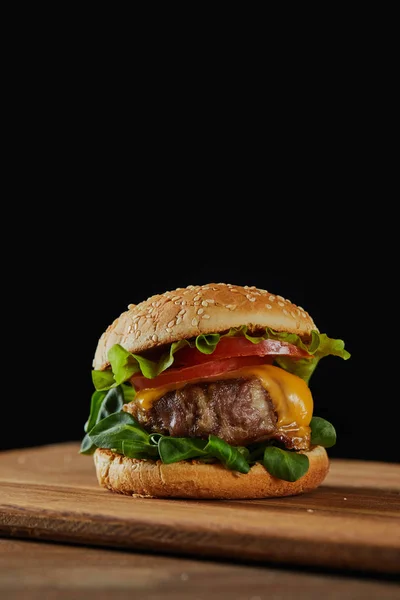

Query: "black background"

xmin=4 ymin=211 xmax=397 ymax=463
xmin=3 ymin=55 xmax=398 ymax=463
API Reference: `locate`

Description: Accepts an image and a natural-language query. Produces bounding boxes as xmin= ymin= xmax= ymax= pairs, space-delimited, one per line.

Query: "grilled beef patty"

xmin=124 ymin=377 xmax=283 ymax=446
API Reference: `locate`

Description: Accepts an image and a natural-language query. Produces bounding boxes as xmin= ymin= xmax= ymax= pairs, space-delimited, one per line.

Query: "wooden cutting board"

xmin=1 ymin=443 xmax=399 ymax=575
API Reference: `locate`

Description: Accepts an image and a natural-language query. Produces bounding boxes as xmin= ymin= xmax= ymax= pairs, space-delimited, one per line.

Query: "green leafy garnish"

xmin=263 ymin=446 xmax=310 ymax=482
xmin=92 ymin=339 xmax=188 ymax=390
xmin=80 ymin=384 xmax=134 ymax=455
xmin=87 ymin=411 xmax=159 ymax=458
xmin=310 ymin=416 xmax=337 ymax=448
xmin=158 ymin=437 xmax=209 ymax=463
xmin=205 ymin=435 xmax=250 ymax=473
xmin=92 ymin=327 xmax=350 ymax=390
xmin=158 ymin=435 xmax=250 ymax=473
xmin=276 ymin=333 xmax=350 ymax=384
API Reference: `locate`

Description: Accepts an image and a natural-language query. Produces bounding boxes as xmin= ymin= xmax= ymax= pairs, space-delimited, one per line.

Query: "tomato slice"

xmin=174 ymin=335 xmax=310 ymax=368
xmin=130 ymin=355 xmax=270 ymax=392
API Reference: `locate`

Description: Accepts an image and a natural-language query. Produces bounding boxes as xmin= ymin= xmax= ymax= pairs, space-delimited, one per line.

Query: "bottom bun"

xmin=93 ymin=445 xmax=329 ymax=499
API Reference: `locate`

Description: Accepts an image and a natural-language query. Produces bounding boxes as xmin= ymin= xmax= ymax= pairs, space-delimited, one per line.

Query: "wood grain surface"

xmin=1 ymin=538 xmax=400 ymax=600
xmin=0 ymin=443 xmax=399 ymax=575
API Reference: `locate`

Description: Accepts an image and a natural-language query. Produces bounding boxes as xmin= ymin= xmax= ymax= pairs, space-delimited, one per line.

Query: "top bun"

xmin=93 ymin=283 xmax=318 ymax=370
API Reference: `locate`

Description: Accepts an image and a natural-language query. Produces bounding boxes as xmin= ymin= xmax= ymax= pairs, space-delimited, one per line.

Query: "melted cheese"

xmin=134 ymin=364 xmax=313 ymax=438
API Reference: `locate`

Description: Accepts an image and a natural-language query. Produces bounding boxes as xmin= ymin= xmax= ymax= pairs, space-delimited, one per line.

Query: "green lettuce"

xmin=92 ymin=339 xmax=188 ymax=390
xmin=275 ymin=334 xmax=349 ymax=383
xmin=92 ymin=327 xmax=350 ymax=390
xmin=81 ymin=389 xmax=337 ymax=482
xmin=80 ymin=383 xmax=134 ymax=455
xmin=263 ymin=446 xmax=309 ymax=482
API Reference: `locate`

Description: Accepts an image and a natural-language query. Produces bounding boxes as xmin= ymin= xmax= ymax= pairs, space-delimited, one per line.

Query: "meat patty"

xmin=124 ymin=377 xmax=280 ymax=446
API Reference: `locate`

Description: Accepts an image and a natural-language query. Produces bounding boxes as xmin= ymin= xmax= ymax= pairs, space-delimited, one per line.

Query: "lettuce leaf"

xmin=81 ymin=389 xmax=336 ymax=481
xmin=263 ymin=446 xmax=309 ymax=482
xmin=80 ymin=383 xmax=134 ymax=455
xmin=275 ymin=333 xmax=350 ymax=383
xmin=92 ymin=327 xmax=350 ymax=390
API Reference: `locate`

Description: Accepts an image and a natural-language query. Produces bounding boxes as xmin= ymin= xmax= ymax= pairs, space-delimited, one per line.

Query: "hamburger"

xmin=81 ymin=283 xmax=350 ymax=499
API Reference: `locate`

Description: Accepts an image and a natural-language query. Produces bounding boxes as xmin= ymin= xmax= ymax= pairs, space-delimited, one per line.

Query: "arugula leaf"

xmin=263 ymin=446 xmax=309 ymax=482
xmin=310 ymin=416 xmax=337 ymax=448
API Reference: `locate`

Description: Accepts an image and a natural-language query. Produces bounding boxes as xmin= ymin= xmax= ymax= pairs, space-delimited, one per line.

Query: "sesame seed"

xmin=202 ymin=286 xmax=210 ymax=290
xmin=178 ymin=309 xmax=186 ymax=316
xmin=171 ymin=296 xmax=180 ymax=301
xmin=269 ymin=295 xmax=275 ymax=302
xmin=201 ymin=300 xmax=208 ymax=307
xmin=191 ymin=318 xmax=199 ymax=326
xmin=205 ymin=298 xmax=215 ymax=303
xmin=283 ymin=308 xmax=288 ymax=315
xmin=187 ymin=285 xmax=195 ymax=290
xmin=307 ymin=509 xmax=314 ymax=513
xmin=176 ymin=316 xmax=182 ymax=324
xmin=301 ymin=311 xmax=306 ymax=318
xmin=174 ymin=301 xmax=181 ymax=305
xmin=266 ymin=304 xmax=272 ymax=309
xmin=194 ymin=301 xmax=200 ymax=306
xmin=132 ymin=316 xmax=140 ymax=323
xmin=225 ymin=304 xmax=236 ymax=310
xmin=278 ymin=301 xmax=285 ymax=307
xmin=296 ymin=308 xmax=301 ymax=315
xmin=135 ymin=330 xmax=141 ymax=339
xmin=197 ymin=308 xmax=204 ymax=315
xmin=230 ymin=288 xmax=239 ymax=292
xmin=155 ymin=301 xmax=161 ymax=307
xmin=193 ymin=295 xmax=201 ymax=301
xmin=127 ymin=325 xmax=133 ymax=333
xmin=277 ymin=295 xmax=285 ymax=301
xmin=290 ymin=311 xmax=297 ymax=318
xmin=165 ymin=327 xmax=172 ymax=333
xmin=181 ymin=300 xmax=187 ymax=305
xmin=128 ymin=303 xmax=136 ymax=309
xmin=152 ymin=334 xmax=158 ymax=342
xmin=167 ymin=320 xmax=175 ymax=328
xmin=202 ymin=314 xmax=210 ymax=319
xmin=298 ymin=306 xmax=304 ymax=311
xmin=147 ymin=307 xmax=153 ymax=313
xmin=134 ymin=323 xmax=138 ymax=331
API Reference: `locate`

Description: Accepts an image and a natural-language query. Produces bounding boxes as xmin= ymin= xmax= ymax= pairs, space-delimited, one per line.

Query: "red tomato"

xmin=173 ymin=335 xmax=310 ymax=367
xmin=131 ymin=355 xmax=270 ymax=392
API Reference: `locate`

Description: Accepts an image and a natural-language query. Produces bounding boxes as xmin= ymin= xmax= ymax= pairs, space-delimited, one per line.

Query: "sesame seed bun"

xmin=94 ymin=283 xmax=317 ymax=370
xmin=94 ymin=446 xmax=329 ymax=499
